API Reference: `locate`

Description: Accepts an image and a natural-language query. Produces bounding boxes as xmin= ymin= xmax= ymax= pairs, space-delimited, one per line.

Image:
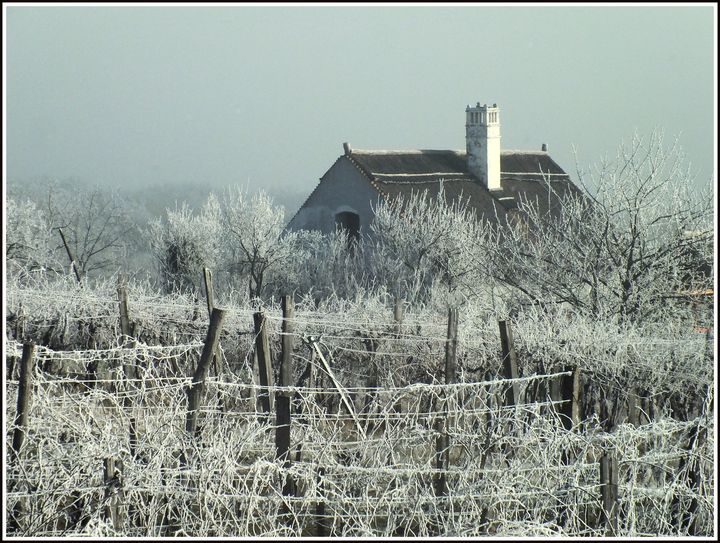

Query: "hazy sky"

xmin=5 ymin=4 xmax=716 ymax=198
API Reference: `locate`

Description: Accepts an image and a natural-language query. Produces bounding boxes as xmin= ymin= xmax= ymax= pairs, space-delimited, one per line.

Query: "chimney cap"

xmin=343 ymin=142 xmax=352 ymax=155
xmin=541 ymin=143 xmax=548 ymax=152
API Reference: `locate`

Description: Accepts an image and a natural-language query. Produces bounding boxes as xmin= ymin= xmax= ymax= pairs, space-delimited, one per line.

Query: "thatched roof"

xmin=345 ymin=149 xmax=580 ymax=221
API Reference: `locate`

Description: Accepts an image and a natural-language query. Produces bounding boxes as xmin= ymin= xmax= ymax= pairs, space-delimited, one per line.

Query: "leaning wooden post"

xmin=253 ymin=311 xmax=274 ymax=418
xmin=186 ymin=308 xmax=227 ymax=437
xmin=202 ymin=268 xmax=222 ymax=379
xmin=276 ymin=295 xmax=295 ymax=512
xmin=435 ymin=308 xmax=458 ymax=499
xmin=498 ymin=320 xmax=520 ymax=407
xmin=12 ymin=343 xmax=36 ymax=460
xmin=203 ymin=267 xmax=215 ymax=317
xmin=599 ymin=452 xmax=619 ymax=536
xmin=57 ymin=227 xmax=82 ymax=285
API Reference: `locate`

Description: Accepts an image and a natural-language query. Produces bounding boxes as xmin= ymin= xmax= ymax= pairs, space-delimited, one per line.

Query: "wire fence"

xmin=5 ymin=337 xmax=714 ymax=537
xmin=4 ymin=279 xmax=715 ymax=537
xmin=6 ymin=282 xmax=712 ymax=399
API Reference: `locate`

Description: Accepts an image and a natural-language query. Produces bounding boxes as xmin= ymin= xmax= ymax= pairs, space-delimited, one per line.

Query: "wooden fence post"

xmin=550 ymin=374 xmax=561 ymax=409
xmin=276 ymin=295 xmax=295 ymax=515
xmin=384 ymin=298 xmax=405 ymax=414
xmin=253 ymin=312 xmax=274 ymax=417
xmin=117 ymin=281 xmax=138 ymax=458
xmin=498 ymin=320 xmax=520 ymax=407
xmin=600 ymin=452 xmax=618 ymax=536
xmin=117 ymin=284 xmax=132 ymax=339
xmin=12 ymin=343 xmax=36 ymax=460
xmin=186 ymin=308 xmax=227 ymax=437
xmin=9 ymin=343 xmax=36 ymax=534
xmin=560 ymin=365 xmax=581 ymax=430
xmin=627 ymin=389 xmax=639 ymax=426
xmin=435 ymin=308 xmax=458 ymax=499
xmin=203 ymin=267 xmax=215 ymax=317
xmin=103 ymin=457 xmax=123 ymax=530
xmin=254 ymin=312 xmax=272 ymax=416
xmin=445 ymin=309 xmax=459 ymax=386
xmin=202 ymin=268 xmax=222 ymax=380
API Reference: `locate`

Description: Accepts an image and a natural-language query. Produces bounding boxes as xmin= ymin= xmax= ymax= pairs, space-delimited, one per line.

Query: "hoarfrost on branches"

xmin=220 ymin=186 xmax=301 ymax=300
xmin=148 ymin=196 xmax=223 ymax=294
xmin=486 ymin=130 xmax=713 ymax=324
xmin=5 ymin=197 xmax=58 ymax=276
xmin=43 ymin=181 xmax=139 ymax=279
xmin=369 ymin=185 xmax=492 ymax=307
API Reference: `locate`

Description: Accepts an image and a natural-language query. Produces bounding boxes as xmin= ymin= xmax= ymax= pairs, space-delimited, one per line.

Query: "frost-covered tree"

xmin=220 ymin=187 xmax=301 ymax=300
xmin=486 ymin=131 xmax=713 ymax=324
xmin=369 ymin=186 xmax=492 ymax=305
xmin=5 ymin=197 xmax=57 ymax=276
xmin=42 ymin=181 xmax=138 ymax=279
xmin=148 ymin=195 xmax=223 ymax=294
xmin=271 ymin=228 xmax=369 ymax=302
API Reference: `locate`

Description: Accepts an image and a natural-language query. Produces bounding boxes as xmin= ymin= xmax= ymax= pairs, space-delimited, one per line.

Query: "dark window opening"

xmin=335 ymin=211 xmax=360 ymax=244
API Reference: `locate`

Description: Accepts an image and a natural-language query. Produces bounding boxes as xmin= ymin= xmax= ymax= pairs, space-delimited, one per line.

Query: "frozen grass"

xmin=4 ymin=276 xmax=715 ymax=537
xmin=5 ymin=343 xmax=713 ymax=537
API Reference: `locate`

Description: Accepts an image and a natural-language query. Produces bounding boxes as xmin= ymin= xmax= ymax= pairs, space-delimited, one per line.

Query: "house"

xmin=286 ymin=103 xmax=582 ymax=238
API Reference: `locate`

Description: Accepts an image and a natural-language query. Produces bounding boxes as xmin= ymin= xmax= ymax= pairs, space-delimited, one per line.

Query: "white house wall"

xmin=286 ymin=156 xmax=382 ymax=235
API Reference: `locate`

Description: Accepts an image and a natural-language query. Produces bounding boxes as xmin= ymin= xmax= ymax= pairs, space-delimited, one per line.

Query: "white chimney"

xmin=466 ymin=102 xmax=501 ymax=191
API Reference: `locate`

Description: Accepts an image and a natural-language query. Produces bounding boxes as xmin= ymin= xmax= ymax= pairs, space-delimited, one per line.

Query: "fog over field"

xmin=5 ymin=4 xmax=715 ymax=214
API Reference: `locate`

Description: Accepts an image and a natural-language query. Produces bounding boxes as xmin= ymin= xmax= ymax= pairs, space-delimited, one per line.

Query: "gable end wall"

xmin=286 ymin=156 xmax=382 ymax=234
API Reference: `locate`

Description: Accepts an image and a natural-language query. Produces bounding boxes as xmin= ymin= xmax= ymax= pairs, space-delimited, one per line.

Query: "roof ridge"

xmin=349 ymin=149 xmax=552 ymax=155
xmin=350 ymin=149 xmax=465 ymax=155
xmin=501 ymin=149 xmax=549 ymax=155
